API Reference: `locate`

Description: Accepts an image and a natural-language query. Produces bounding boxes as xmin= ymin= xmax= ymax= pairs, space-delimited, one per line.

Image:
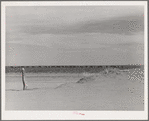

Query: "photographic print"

xmin=2 ymin=1 xmax=148 ymax=120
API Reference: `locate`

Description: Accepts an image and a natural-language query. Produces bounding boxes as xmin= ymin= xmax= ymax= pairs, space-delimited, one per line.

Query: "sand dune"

xmin=5 ymin=70 xmax=144 ymax=110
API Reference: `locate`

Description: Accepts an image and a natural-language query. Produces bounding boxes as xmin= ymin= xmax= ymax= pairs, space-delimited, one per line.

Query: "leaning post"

xmin=21 ymin=67 xmax=27 ymax=90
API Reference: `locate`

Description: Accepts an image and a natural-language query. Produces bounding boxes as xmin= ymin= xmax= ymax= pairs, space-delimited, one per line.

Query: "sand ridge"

xmin=5 ymin=69 xmax=144 ymax=110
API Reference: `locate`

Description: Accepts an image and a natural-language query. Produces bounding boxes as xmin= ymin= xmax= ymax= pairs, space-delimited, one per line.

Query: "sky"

xmin=6 ymin=6 xmax=144 ymax=66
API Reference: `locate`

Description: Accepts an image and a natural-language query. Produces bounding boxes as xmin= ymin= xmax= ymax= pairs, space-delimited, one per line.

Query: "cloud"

xmin=5 ymin=6 xmax=144 ymax=66
xmin=6 ymin=6 xmax=144 ymax=36
xmin=20 ymin=14 xmax=144 ymax=35
xmin=77 ymin=15 xmax=144 ymax=35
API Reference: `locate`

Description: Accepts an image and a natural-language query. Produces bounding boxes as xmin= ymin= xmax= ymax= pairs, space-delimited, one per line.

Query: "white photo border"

xmin=1 ymin=1 xmax=148 ymax=120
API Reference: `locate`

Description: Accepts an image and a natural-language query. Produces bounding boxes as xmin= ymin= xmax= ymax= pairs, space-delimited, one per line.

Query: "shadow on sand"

xmin=6 ymin=88 xmax=40 ymax=91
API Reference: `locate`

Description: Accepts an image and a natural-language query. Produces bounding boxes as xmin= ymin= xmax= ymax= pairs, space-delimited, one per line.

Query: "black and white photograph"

xmin=1 ymin=1 xmax=148 ymax=120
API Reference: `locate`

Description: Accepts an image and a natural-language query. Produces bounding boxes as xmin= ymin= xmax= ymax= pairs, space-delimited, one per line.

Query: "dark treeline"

xmin=5 ymin=65 xmax=143 ymax=73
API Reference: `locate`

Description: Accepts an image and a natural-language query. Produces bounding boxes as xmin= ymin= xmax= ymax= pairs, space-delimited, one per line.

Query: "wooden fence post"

xmin=21 ymin=68 xmax=27 ymax=90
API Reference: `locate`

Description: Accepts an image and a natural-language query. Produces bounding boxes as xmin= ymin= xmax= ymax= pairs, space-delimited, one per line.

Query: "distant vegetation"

xmin=5 ymin=65 xmax=143 ymax=73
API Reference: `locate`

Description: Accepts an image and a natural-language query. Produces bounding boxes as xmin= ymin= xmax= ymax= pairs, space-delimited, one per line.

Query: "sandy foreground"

xmin=5 ymin=71 xmax=144 ymax=110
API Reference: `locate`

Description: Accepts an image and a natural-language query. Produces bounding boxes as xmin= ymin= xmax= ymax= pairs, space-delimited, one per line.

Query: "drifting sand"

xmin=5 ymin=70 xmax=144 ymax=110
